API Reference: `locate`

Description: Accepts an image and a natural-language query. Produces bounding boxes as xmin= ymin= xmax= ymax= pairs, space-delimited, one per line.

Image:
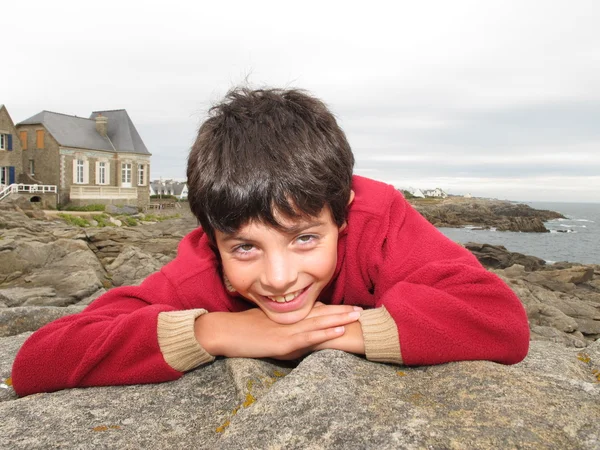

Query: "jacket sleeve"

xmin=11 ymin=269 xmax=213 ymax=397
xmin=361 ymin=192 xmax=530 ymax=366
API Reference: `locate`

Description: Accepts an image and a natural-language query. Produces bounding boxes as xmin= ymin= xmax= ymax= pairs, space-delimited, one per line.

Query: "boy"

xmin=12 ymin=88 xmax=530 ymax=396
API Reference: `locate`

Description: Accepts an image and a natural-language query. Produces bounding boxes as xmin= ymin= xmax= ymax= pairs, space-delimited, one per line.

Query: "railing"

xmin=0 ymin=184 xmax=58 ymax=201
xmin=146 ymin=202 xmax=182 ymax=210
xmin=70 ymin=186 xmax=138 ymax=200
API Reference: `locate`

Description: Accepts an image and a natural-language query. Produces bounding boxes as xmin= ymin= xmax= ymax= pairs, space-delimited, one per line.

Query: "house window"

xmin=76 ymin=159 xmax=85 ymax=184
xmin=138 ymin=164 xmax=145 ymax=186
xmin=0 ymin=134 xmax=7 ymax=150
xmin=1 ymin=167 xmax=14 ymax=185
xmin=36 ymin=130 xmax=44 ymax=149
xmin=98 ymin=162 xmax=106 ymax=184
xmin=0 ymin=167 xmax=8 ymax=184
xmin=121 ymin=163 xmax=132 ymax=187
xmin=29 ymin=160 xmax=35 ymax=176
xmin=20 ymin=131 xmax=28 ymax=150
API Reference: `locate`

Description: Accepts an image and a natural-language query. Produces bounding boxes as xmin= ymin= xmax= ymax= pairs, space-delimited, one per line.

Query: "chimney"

xmin=95 ymin=114 xmax=108 ymax=137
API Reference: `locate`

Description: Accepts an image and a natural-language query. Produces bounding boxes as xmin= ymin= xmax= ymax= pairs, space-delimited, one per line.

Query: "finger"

xmin=305 ymin=304 xmax=362 ymax=319
xmin=288 ymin=325 xmax=347 ymax=351
xmin=297 ymin=310 xmax=361 ymax=333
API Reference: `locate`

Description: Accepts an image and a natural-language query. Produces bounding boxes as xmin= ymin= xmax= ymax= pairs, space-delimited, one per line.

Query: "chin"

xmin=265 ymin=309 xmax=310 ymax=325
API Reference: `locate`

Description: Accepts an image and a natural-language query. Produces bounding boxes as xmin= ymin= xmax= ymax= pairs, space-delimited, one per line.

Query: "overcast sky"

xmin=3 ymin=1 xmax=599 ymax=203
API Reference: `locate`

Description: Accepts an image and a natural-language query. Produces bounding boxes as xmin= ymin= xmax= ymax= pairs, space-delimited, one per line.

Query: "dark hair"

xmin=187 ymin=87 xmax=354 ymax=242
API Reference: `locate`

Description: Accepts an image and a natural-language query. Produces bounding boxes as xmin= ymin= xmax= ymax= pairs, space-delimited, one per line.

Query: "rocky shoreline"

xmin=409 ymin=196 xmax=565 ymax=232
xmin=1 ymin=203 xmax=599 ymax=448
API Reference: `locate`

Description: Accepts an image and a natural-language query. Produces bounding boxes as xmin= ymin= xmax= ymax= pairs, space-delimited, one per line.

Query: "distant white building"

xmin=422 ymin=188 xmax=448 ymax=198
xmin=150 ymin=179 xmax=188 ymax=200
xmin=405 ymin=187 xmax=425 ymax=198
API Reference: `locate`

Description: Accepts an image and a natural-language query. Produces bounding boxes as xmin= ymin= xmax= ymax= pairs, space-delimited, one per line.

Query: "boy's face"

xmin=215 ymin=206 xmax=344 ymax=325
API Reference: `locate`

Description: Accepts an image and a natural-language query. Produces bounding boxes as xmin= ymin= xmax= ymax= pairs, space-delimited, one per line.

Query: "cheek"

xmin=304 ymin=245 xmax=338 ymax=280
xmin=221 ymin=260 xmax=254 ymax=292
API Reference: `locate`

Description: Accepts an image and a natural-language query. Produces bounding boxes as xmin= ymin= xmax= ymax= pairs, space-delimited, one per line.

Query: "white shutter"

xmin=83 ymin=160 xmax=90 ymax=184
xmin=72 ymin=160 xmax=78 ymax=184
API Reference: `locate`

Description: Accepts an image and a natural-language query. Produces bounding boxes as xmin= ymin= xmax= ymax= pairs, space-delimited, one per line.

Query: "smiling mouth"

xmin=265 ymin=287 xmax=306 ymax=303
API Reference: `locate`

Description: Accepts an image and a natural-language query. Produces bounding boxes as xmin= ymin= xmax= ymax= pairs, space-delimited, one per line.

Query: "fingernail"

xmin=348 ymin=311 xmax=361 ymax=319
xmin=353 ymin=306 xmax=363 ymax=311
xmin=334 ymin=326 xmax=345 ymax=333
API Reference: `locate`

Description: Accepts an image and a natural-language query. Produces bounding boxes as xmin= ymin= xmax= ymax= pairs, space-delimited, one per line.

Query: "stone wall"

xmin=0 ymin=106 xmax=24 ymax=179
xmin=15 ymin=123 xmax=60 ymax=189
xmin=59 ymin=150 xmax=150 ymax=208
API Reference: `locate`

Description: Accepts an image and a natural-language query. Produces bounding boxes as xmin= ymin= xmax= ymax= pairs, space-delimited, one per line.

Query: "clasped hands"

xmin=194 ymin=302 xmax=365 ymax=360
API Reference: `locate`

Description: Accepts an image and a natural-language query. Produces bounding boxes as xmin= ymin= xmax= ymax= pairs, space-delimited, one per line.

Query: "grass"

xmin=56 ymin=210 xmax=180 ymax=228
xmin=58 ymin=213 xmax=90 ymax=227
xmin=408 ymin=197 xmax=444 ymax=205
xmin=92 ymin=214 xmax=115 ymax=227
xmin=141 ymin=213 xmax=181 ymax=222
xmin=120 ymin=216 xmax=138 ymax=227
xmin=61 ymin=204 xmax=106 ymax=212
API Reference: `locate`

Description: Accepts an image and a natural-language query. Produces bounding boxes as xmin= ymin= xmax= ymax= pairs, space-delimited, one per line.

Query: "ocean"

xmin=437 ymin=201 xmax=600 ymax=265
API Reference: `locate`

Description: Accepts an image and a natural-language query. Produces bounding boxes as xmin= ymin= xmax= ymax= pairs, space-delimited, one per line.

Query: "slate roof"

xmin=150 ymin=180 xmax=187 ymax=196
xmin=17 ymin=109 xmax=150 ymax=155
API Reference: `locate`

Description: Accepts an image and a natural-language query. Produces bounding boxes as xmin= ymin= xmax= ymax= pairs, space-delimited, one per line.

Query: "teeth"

xmin=268 ymin=289 xmax=303 ymax=303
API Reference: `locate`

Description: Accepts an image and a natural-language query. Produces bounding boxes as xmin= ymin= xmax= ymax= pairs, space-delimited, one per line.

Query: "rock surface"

xmin=465 ymin=242 xmax=547 ymax=271
xmin=410 ymin=197 xmax=564 ymax=232
xmin=1 ymin=337 xmax=599 ymax=449
xmin=1 ymin=204 xmax=599 ymax=448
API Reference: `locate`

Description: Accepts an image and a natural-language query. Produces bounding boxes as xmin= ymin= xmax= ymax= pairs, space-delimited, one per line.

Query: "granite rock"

xmin=1 ymin=341 xmax=598 ymax=449
xmin=411 ymin=197 xmax=563 ymax=232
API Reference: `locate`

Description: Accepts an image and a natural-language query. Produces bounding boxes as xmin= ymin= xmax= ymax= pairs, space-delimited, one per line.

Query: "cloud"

xmin=2 ymin=0 xmax=599 ymax=203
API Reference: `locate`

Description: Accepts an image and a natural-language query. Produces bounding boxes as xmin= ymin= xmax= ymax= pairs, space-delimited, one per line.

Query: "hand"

xmin=311 ymin=303 xmax=366 ymax=355
xmin=194 ymin=303 xmax=362 ymax=360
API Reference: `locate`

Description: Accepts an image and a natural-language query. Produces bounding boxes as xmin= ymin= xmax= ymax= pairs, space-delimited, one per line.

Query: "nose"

xmin=261 ymin=251 xmax=298 ymax=293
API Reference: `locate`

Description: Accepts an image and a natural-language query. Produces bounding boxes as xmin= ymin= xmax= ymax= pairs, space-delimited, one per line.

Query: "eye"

xmin=234 ymin=243 xmax=255 ymax=254
xmin=296 ymin=234 xmax=318 ymax=245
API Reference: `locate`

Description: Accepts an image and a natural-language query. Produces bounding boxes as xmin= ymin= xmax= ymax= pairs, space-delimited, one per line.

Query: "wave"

xmin=558 ymin=224 xmax=586 ymax=228
xmin=550 ymin=229 xmax=577 ymax=234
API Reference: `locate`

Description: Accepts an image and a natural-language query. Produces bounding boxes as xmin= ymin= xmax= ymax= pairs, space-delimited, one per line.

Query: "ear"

xmin=338 ymin=190 xmax=355 ymax=232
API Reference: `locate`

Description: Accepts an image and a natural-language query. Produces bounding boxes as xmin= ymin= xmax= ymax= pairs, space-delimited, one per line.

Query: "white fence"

xmin=70 ymin=186 xmax=138 ymax=200
xmin=0 ymin=184 xmax=57 ymax=201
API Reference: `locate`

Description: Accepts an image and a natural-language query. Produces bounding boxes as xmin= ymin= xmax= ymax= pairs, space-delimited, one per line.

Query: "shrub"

xmin=92 ymin=214 xmax=115 ymax=227
xmin=58 ymin=213 xmax=90 ymax=227
xmin=141 ymin=213 xmax=181 ymax=222
xmin=120 ymin=216 xmax=138 ymax=227
xmin=64 ymin=204 xmax=106 ymax=212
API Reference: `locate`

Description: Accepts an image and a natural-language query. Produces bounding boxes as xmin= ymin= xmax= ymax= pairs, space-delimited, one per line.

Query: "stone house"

xmin=16 ymin=109 xmax=151 ymax=208
xmin=0 ymin=105 xmax=24 ymax=186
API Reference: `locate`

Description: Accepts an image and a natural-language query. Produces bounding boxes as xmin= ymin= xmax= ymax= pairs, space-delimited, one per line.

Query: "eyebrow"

xmin=220 ymin=220 xmax=327 ymax=243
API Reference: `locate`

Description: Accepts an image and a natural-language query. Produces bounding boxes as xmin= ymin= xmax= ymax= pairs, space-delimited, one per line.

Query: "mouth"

xmin=264 ymin=287 xmax=307 ymax=303
xmin=256 ymin=285 xmax=314 ymax=321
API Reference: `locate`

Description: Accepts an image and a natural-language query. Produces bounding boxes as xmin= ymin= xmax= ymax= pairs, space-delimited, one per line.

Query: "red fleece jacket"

xmin=12 ymin=176 xmax=530 ymax=396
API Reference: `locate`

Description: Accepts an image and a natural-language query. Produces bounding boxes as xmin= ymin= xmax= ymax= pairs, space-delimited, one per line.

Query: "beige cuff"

xmin=157 ymin=309 xmax=215 ymax=372
xmin=358 ymin=306 xmax=403 ymax=364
